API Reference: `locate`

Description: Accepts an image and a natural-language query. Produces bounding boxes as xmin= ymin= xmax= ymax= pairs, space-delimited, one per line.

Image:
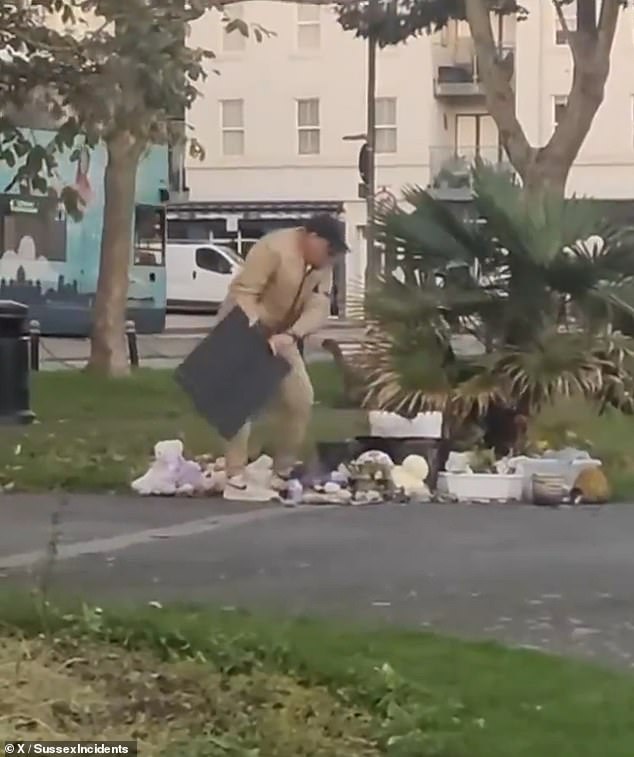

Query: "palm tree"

xmin=357 ymin=167 xmax=634 ymax=453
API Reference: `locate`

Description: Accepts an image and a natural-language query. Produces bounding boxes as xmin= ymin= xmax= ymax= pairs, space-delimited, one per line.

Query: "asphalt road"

xmin=1 ymin=494 xmax=633 ymax=669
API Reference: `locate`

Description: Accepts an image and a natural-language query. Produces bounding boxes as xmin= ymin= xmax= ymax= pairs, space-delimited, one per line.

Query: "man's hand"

xmin=268 ymin=333 xmax=296 ymax=356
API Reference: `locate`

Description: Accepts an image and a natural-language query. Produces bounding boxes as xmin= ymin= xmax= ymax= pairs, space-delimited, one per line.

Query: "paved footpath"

xmin=40 ymin=317 xmax=365 ymax=371
xmin=1 ymin=494 xmax=634 ymax=670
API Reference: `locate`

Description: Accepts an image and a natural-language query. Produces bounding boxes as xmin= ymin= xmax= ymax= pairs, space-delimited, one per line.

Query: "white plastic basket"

xmin=438 ymin=472 xmax=524 ymax=502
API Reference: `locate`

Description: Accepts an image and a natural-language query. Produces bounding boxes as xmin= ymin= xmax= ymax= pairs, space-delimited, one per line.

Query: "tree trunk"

xmin=521 ymin=158 xmax=568 ymax=197
xmin=465 ymin=0 xmax=622 ymax=197
xmin=86 ymin=132 xmax=143 ymax=377
xmin=464 ymin=0 xmax=534 ymax=179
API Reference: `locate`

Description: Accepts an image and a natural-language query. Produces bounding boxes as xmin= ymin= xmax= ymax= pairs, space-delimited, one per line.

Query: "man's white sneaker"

xmin=223 ymin=474 xmax=278 ymax=502
xmin=223 ymin=474 xmax=248 ymax=500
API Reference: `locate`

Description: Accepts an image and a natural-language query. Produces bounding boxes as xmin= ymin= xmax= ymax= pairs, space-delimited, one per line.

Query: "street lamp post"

xmin=342 ymin=0 xmax=391 ymax=285
xmin=364 ymin=27 xmax=378 ymax=285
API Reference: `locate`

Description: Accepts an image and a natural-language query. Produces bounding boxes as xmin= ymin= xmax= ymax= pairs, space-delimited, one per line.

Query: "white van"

xmin=166 ymin=241 xmax=243 ymax=312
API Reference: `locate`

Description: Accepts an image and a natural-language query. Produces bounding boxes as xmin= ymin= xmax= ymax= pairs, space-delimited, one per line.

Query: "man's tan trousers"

xmin=225 ymin=344 xmax=314 ymax=477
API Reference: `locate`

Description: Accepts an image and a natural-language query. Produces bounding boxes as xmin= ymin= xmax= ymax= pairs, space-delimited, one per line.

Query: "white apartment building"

xmin=182 ymin=1 xmax=634 ymax=305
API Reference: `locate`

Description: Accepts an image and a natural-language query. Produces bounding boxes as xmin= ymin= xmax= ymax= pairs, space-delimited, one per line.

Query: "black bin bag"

xmin=175 ymin=307 xmax=290 ymax=440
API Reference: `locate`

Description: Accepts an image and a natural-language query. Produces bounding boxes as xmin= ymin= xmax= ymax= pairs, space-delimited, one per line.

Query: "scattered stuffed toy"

xmin=391 ymin=454 xmax=431 ymax=501
xmin=132 ymin=439 xmax=211 ymax=496
xmin=570 ymin=466 xmax=611 ymax=505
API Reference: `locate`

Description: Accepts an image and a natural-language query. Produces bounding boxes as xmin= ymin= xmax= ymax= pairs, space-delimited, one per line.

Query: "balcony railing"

xmin=428 ymin=145 xmax=515 ymax=200
xmin=433 ymin=41 xmax=515 ymax=98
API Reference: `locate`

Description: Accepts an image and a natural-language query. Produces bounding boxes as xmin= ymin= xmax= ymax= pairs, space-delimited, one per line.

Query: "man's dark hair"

xmin=303 ymin=214 xmax=349 ymax=255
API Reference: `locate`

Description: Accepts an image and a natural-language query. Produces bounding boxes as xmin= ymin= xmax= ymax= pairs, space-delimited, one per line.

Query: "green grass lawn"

xmin=0 ymin=366 xmax=366 ymax=492
xmin=2 ymin=595 xmax=634 ymax=756
xmin=0 ymin=364 xmax=632 ymax=496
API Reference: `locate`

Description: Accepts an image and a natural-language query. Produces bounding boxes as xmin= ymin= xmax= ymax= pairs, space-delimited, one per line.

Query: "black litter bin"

xmin=0 ymin=300 xmax=36 ymax=425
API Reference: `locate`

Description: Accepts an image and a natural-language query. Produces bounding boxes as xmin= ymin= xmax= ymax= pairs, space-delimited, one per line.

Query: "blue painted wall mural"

xmin=0 ymin=130 xmax=168 ymax=335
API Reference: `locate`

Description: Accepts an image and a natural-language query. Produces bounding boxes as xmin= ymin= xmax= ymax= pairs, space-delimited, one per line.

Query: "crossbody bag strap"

xmin=277 ymin=265 xmax=314 ymax=334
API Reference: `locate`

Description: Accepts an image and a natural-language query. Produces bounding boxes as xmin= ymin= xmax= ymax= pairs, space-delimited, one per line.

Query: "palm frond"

xmin=356 ymin=326 xmax=501 ymax=420
xmin=592 ymin=332 xmax=634 ymax=413
xmin=493 ymin=331 xmax=610 ymax=413
xmin=375 ymin=185 xmax=493 ymax=273
xmin=452 ymin=369 xmax=509 ymax=417
xmin=572 ymin=227 xmax=634 ymax=277
xmin=357 ymin=166 xmax=634 ymax=423
xmin=473 ymin=165 xmax=608 ymax=267
xmin=590 ymin=279 xmax=634 ymax=321
xmin=546 ymin=229 xmax=634 ymax=308
xmin=363 ymin=274 xmax=499 ymax=327
xmin=399 ymin=184 xmax=490 ymax=261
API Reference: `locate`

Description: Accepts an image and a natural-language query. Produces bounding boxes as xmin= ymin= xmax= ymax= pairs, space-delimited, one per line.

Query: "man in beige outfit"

xmin=217 ymin=214 xmax=348 ymax=499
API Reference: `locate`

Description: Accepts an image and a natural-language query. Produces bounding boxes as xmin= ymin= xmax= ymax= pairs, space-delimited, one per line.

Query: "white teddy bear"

xmin=132 ymin=439 xmax=209 ymax=496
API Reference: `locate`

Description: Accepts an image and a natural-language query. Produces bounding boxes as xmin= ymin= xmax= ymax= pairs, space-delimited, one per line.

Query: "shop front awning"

xmin=166 ymin=200 xmax=345 ymax=221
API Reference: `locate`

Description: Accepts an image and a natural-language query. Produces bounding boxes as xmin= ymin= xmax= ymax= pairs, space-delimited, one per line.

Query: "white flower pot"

xmin=438 ymin=472 xmax=524 ymax=502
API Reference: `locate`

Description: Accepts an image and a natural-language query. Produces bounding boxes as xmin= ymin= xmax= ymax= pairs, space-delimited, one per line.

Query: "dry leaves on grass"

xmin=0 ymin=636 xmax=380 ymax=757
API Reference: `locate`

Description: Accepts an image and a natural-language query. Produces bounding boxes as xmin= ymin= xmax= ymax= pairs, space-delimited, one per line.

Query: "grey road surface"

xmin=0 ymin=494 xmax=633 ymax=669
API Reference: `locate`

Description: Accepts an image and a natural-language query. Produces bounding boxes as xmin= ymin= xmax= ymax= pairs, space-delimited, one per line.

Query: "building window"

xmin=555 ymin=1 xmax=576 ymax=44
xmin=223 ymin=2 xmax=246 ymax=52
xmin=297 ymin=3 xmax=321 ymax=50
xmin=375 ymin=97 xmax=397 ymax=154
xmin=297 ymin=98 xmax=320 ymax=155
xmin=554 ymin=95 xmax=568 ymax=127
xmin=221 ymin=99 xmax=245 ymax=156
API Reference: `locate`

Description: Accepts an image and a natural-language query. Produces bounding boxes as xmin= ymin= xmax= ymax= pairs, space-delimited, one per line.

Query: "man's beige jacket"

xmin=217 ymin=228 xmax=333 ymax=338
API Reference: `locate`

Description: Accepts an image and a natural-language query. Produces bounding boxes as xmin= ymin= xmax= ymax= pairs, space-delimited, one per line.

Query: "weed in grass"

xmin=0 ymin=635 xmax=381 ymax=756
xmin=0 ymin=598 xmax=469 ymax=757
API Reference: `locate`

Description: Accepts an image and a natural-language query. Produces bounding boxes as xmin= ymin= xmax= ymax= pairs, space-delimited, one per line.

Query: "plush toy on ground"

xmin=570 ymin=466 xmax=611 ymax=505
xmin=132 ymin=439 xmax=212 ymax=496
xmin=390 ymin=454 xmax=431 ymax=501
